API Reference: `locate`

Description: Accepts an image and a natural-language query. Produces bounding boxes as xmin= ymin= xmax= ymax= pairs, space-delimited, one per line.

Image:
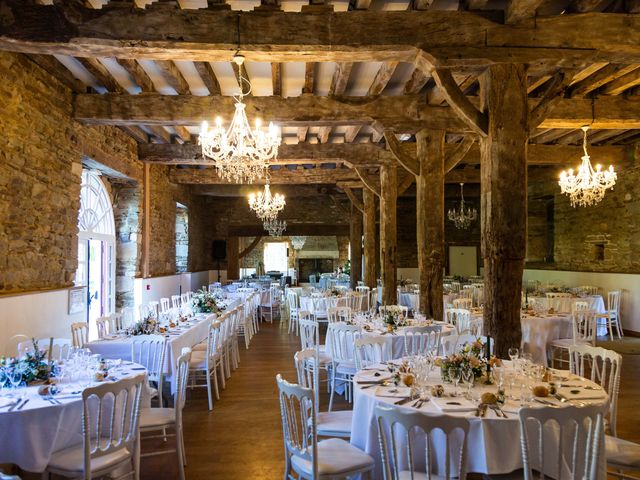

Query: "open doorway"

xmin=176 ymin=203 xmax=188 ymax=273
xmin=264 ymin=242 xmax=288 ymax=273
xmin=76 ymin=170 xmax=116 ymax=340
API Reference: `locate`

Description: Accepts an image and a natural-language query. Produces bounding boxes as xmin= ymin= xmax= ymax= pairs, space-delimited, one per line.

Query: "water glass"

xmin=448 ymin=367 xmax=461 ymax=397
xmin=508 ymin=347 xmax=519 ymax=368
xmin=461 ymin=365 xmax=474 ymax=399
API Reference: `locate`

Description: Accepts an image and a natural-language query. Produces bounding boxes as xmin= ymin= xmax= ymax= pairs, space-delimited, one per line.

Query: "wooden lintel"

xmin=171 ymin=166 xmax=359 ymax=185
xmin=529 ymin=70 xmax=571 ymax=132
xmin=432 ymin=68 xmax=488 ymax=136
xmin=384 ymin=130 xmax=419 ymax=177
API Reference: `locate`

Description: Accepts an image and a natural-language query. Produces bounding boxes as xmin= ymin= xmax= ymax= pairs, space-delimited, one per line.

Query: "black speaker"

xmin=212 ymin=240 xmax=227 ymax=260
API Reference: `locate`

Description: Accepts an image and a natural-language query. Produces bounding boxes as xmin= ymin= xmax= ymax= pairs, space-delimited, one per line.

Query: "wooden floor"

xmin=139 ymin=319 xmax=640 ymax=480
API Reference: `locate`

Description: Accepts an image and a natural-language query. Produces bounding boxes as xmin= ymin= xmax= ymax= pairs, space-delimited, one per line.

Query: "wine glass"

xmin=8 ymin=365 xmax=24 ymax=397
xmin=0 ymin=366 xmax=8 ymax=395
xmin=448 ymin=366 xmax=461 ymax=397
xmin=508 ymin=347 xmax=519 ymax=370
xmin=461 ymin=365 xmax=474 ymax=399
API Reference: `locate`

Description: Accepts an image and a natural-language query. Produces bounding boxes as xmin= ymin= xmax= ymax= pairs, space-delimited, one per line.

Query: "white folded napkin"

xmin=375 ymin=386 xmax=411 ymax=398
xmin=557 ymin=387 xmax=607 ymax=401
xmin=358 ymin=371 xmax=392 ymax=382
xmin=431 ymin=396 xmax=477 ymax=412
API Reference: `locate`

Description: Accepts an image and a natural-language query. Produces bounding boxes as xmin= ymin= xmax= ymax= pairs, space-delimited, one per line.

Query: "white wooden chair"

xmin=518 ymin=404 xmax=605 ymax=480
xmin=139 ymin=304 xmax=151 ymax=321
xmin=159 ymin=298 xmax=170 ymax=314
xmin=375 ymin=404 xmax=470 ymax=480
xmin=276 ymin=374 xmax=374 ymax=480
xmin=597 ymin=290 xmax=623 ymax=339
xmin=148 ymin=301 xmax=160 ymax=317
xmin=131 ymin=336 xmax=167 ymax=408
xmin=572 ymin=300 xmax=590 ymax=313
xmin=311 ymin=296 xmax=328 ymax=323
xmin=549 ymin=310 xmax=597 ymax=368
xmin=108 ymin=312 xmax=123 ymax=333
xmin=403 ymin=325 xmax=442 ymax=357
xmin=327 ymin=323 xmax=360 ymax=411
xmin=70 ymin=322 xmax=88 ymax=348
xmin=12 ymin=335 xmax=34 ymax=357
xmin=369 ymin=288 xmax=378 ymax=314
xmin=45 ymin=374 xmax=145 ymax=480
xmin=354 ymin=336 xmax=389 ymax=370
xmin=299 ymin=316 xmax=332 ymax=391
xmin=287 ymin=289 xmax=300 ymax=335
xmin=452 ymin=297 xmax=473 ymax=310
xmin=189 ymin=321 xmax=225 ymax=410
xmin=294 ymin=349 xmax=353 ymax=439
xmin=569 ymin=345 xmax=622 ymax=437
xmin=16 ymin=337 xmax=72 ymax=361
xmin=138 ymin=348 xmax=191 ymax=480
xmin=95 ymin=316 xmax=109 ymax=339
xmin=606 ymin=437 xmax=640 ymax=479
xmin=445 ymin=308 xmax=473 ymax=335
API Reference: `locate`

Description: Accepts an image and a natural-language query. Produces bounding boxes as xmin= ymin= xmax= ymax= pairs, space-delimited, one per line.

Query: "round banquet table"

xmin=521 ymin=313 xmax=573 ymax=366
xmin=0 ymin=361 xmax=149 ymax=473
xmin=325 ymin=321 xmax=456 ymax=360
xmin=528 ymin=295 xmax=605 ymax=315
xmin=350 ymin=363 xmax=608 ymax=478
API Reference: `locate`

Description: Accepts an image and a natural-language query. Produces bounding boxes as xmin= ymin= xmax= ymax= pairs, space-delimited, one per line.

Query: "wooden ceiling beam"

xmin=77 ymin=57 xmax=124 ymax=93
xmin=317 ymin=126 xmax=332 ymax=143
xmin=344 ymin=125 xmax=362 ymax=143
xmin=504 ymin=0 xmax=545 ymax=24
xmin=272 ymin=62 xmax=282 ymax=96
xmin=74 ymin=93 xmax=640 ymax=131
xmin=569 ymin=64 xmax=640 ymax=97
xmin=3 ymin=5 xmax=640 ymax=65
xmin=601 ymin=68 xmax=640 ymax=94
xmin=404 ymin=67 xmax=431 ymax=94
xmin=367 ymin=61 xmax=398 ymax=96
xmin=303 ymin=62 xmax=315 ymax=94
xmin=329 ymin=62 xmax=353 ymax=97
xmin=171 ymin=166 xmax=360 ymax=184
xmin=139 ymin=141 xmax=628 ymax=168
xmin=28 ymin=54 xmax=86 ymax=92
xmin=147 ymin=125 xmax=172 ymax=143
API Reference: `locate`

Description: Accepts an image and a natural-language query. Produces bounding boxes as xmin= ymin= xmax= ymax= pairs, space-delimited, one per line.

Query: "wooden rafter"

xmin=297 ymin=127 xmax=308 ymax=143
xmin=318 ymin=126 xmax=332 ymax=143
xmin=329 ymin=62 xmax=353 ymax=96
xmin=271 ymin=62 xmax=282 ymax=96
xmin=147 ymin=125 xmax=172 ymax=143
xmin=601 ymin=68 xmax=640 ymax=95
xmin=77 ymin=57 xmax=123 ymax=93
xmin=504 ymin=0 xmax=545 ymax=24
xmin=344 ymin=125 xmax=361 ymax=143
xmin=193 ymin=61 xmax=221 ymax=95
xmin=155 ymin=60 xmax=191 ymax=95
xmin=570 ymin=64 xmax=640 ymax=97
xmin=303 ymin=62 xmax=315 ymax=94
xmin=28 ymin=54 xmax=86 ymax=92
xmin=354 ymin=167 xmax=381 ymax=196
xmin=367 ymin=61 xmax=398 ymax=96
xmin=432 ymin=68 xmax=488 ymax=136
xmin=116 ymin=58 xmax=155 ymax=92
xmin=171 ymin=166 xmax=360 ymax=184
xmin=404 ymin=67 xmax=430 ymax=94
xmin=529 ymin=70 xmax=571 ymax=132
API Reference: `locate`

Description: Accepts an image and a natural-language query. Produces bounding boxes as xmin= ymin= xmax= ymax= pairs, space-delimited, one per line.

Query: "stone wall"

xmin=176 ymin=204 xmax=189 ymax=273
xmin=527 ymin=148 xmax=640 ymax=273
xmin=0 ymin=52 xmax=139 ymax=293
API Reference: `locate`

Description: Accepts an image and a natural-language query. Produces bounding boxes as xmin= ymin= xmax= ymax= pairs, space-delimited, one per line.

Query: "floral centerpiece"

xmin=0 ymin=339 xmax=55 ymax=385
xmin=126 ymin=314 xmax=158 ymax=336
xmin=329 ymin=288 xmax=342 ymax=297
xmin=435 ymin=338 xmax=501 ymax=382
xmin=398 ymin=278 xmax=413 ymax=288
xmin=191 ymin=288 xmax=223 ymax=314
xmin=382 ymin=305 xmax=407 ymax=330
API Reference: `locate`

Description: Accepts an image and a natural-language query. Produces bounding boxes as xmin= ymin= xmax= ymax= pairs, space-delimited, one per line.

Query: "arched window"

xmin=76 ymin=170 xmax=116 ymax=332
xmin=78 ymin=170 xmax=115 ymax=238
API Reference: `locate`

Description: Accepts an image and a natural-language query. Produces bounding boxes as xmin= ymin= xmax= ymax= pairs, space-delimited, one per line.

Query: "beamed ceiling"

xmin=2 ymin=0 xmax=640 ymax=194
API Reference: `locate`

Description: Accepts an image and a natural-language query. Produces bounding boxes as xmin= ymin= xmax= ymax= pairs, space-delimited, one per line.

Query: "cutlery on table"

xmin=534 ymin=398 xmax=556 ymax=406
xmin=394 ymin=396 xmax=413 ymax=406
xmin=17 ymin=399 xmax=29 ymax=410
xmin=554 ymin=393 xmax=568 ymax=403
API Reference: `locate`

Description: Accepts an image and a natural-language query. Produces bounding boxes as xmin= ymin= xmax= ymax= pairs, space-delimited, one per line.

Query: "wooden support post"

xmin=380 ymin=163 xmax=398 ymax=305
xmin=350 ymin=202 xmax=363 ymax=289
xmin=363 ymin=188 xmax=377 ymax=289
xmin=142 ymin=163 xmax=151 ymax=278
xmin=480 ymin=64 xmax=529 ymax=358
xmin=416 ymin=129 xmax=445 ymax=321
xmin=227 ymin=236 xmax=239 ymax=281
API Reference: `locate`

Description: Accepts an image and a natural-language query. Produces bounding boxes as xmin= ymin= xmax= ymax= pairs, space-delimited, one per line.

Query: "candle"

xmin=486 ymin=335 xmax=492 ymax=376
xmin=47 ymin=337 xmax=54 ymax=375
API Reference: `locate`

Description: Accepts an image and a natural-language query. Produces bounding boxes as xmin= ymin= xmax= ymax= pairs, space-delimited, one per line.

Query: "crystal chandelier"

xmin=264 ymin=218 xmax=287 ymax=237
xmin=199 ymin=54 xmax=281 ymax=184
xmin=248 ymin=184 xmax=285 ymax=221
xmin=559 ymin=126 xmax=617 ymax=207
xmin=290 ymin=236 xmax=307 ymax=250
xmin=448 ymin=183 xmax=477 ymax=230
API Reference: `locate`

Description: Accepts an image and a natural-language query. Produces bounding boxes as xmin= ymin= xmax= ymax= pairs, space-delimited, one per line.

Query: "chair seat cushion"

xmin=606 ymin=435 xmax=640 ymax=468
xmin=189 ymin=351 xmax=220 ymax=370
xmin=306 ymin=352 xmax=332 ymax=366
xmin=317 ymin=410 xmax=352 ymax=437
xmin=192 ymin=341 xmax=207 ymax=351
xmin=140 ymin=407 xmax=176 ymax=429
xmin=336 ymin=361 xmax=356 ymax=375
xmin=48 ymin=444 xmax=131 ymax=474
xmin=291 ymin=438 xmax=373 ymax=477
xmin=549 ymin=339 xmax=590 ymax=348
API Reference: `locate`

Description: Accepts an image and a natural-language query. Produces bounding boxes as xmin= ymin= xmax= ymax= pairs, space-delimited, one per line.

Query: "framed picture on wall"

xmin=68 ymin=286 xmax=86 ymax=315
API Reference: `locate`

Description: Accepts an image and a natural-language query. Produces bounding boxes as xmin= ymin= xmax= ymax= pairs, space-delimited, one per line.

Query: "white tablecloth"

xmin=521 ymin=313 xmax=573 ymax=366
xmin=350 ymin=365 xmax=608 ymax=477
xmin=299 ymin=296 xmax=347 ymax=316
xmin=398 ymin=292 xmax=418 ymax=311
xmin=88 ymin=317 xmax=209 ymax=393
xmin=325 ymin=322 xmax=456 ymax=360
xmin=0 ymin=363 xmax=148 ymax=473
xmin=528 ymin=295 xmax=605 ymax=315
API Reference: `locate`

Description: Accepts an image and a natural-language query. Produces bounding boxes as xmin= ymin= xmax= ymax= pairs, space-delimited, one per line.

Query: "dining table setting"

xmin=0 ymin=348 xmax=149 ymax=473
xmin=350 ymin=345 xmax=609 ymax=478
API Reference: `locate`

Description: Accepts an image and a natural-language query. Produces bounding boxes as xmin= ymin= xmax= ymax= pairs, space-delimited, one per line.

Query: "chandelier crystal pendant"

xmin=199 ymin=54 xmax=281 ymax=184
xmin=448 ymin=183 xmax=477 ymax=230
xmin=558 ymin=126 xmax=617 ymax=208
xmin=248 ymin=183 xmax=286 ymax=221
xmin=290 ymin=236 xmax=307 ymax=250
xmin=264 ymin=218 xmax=287 ymax=237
